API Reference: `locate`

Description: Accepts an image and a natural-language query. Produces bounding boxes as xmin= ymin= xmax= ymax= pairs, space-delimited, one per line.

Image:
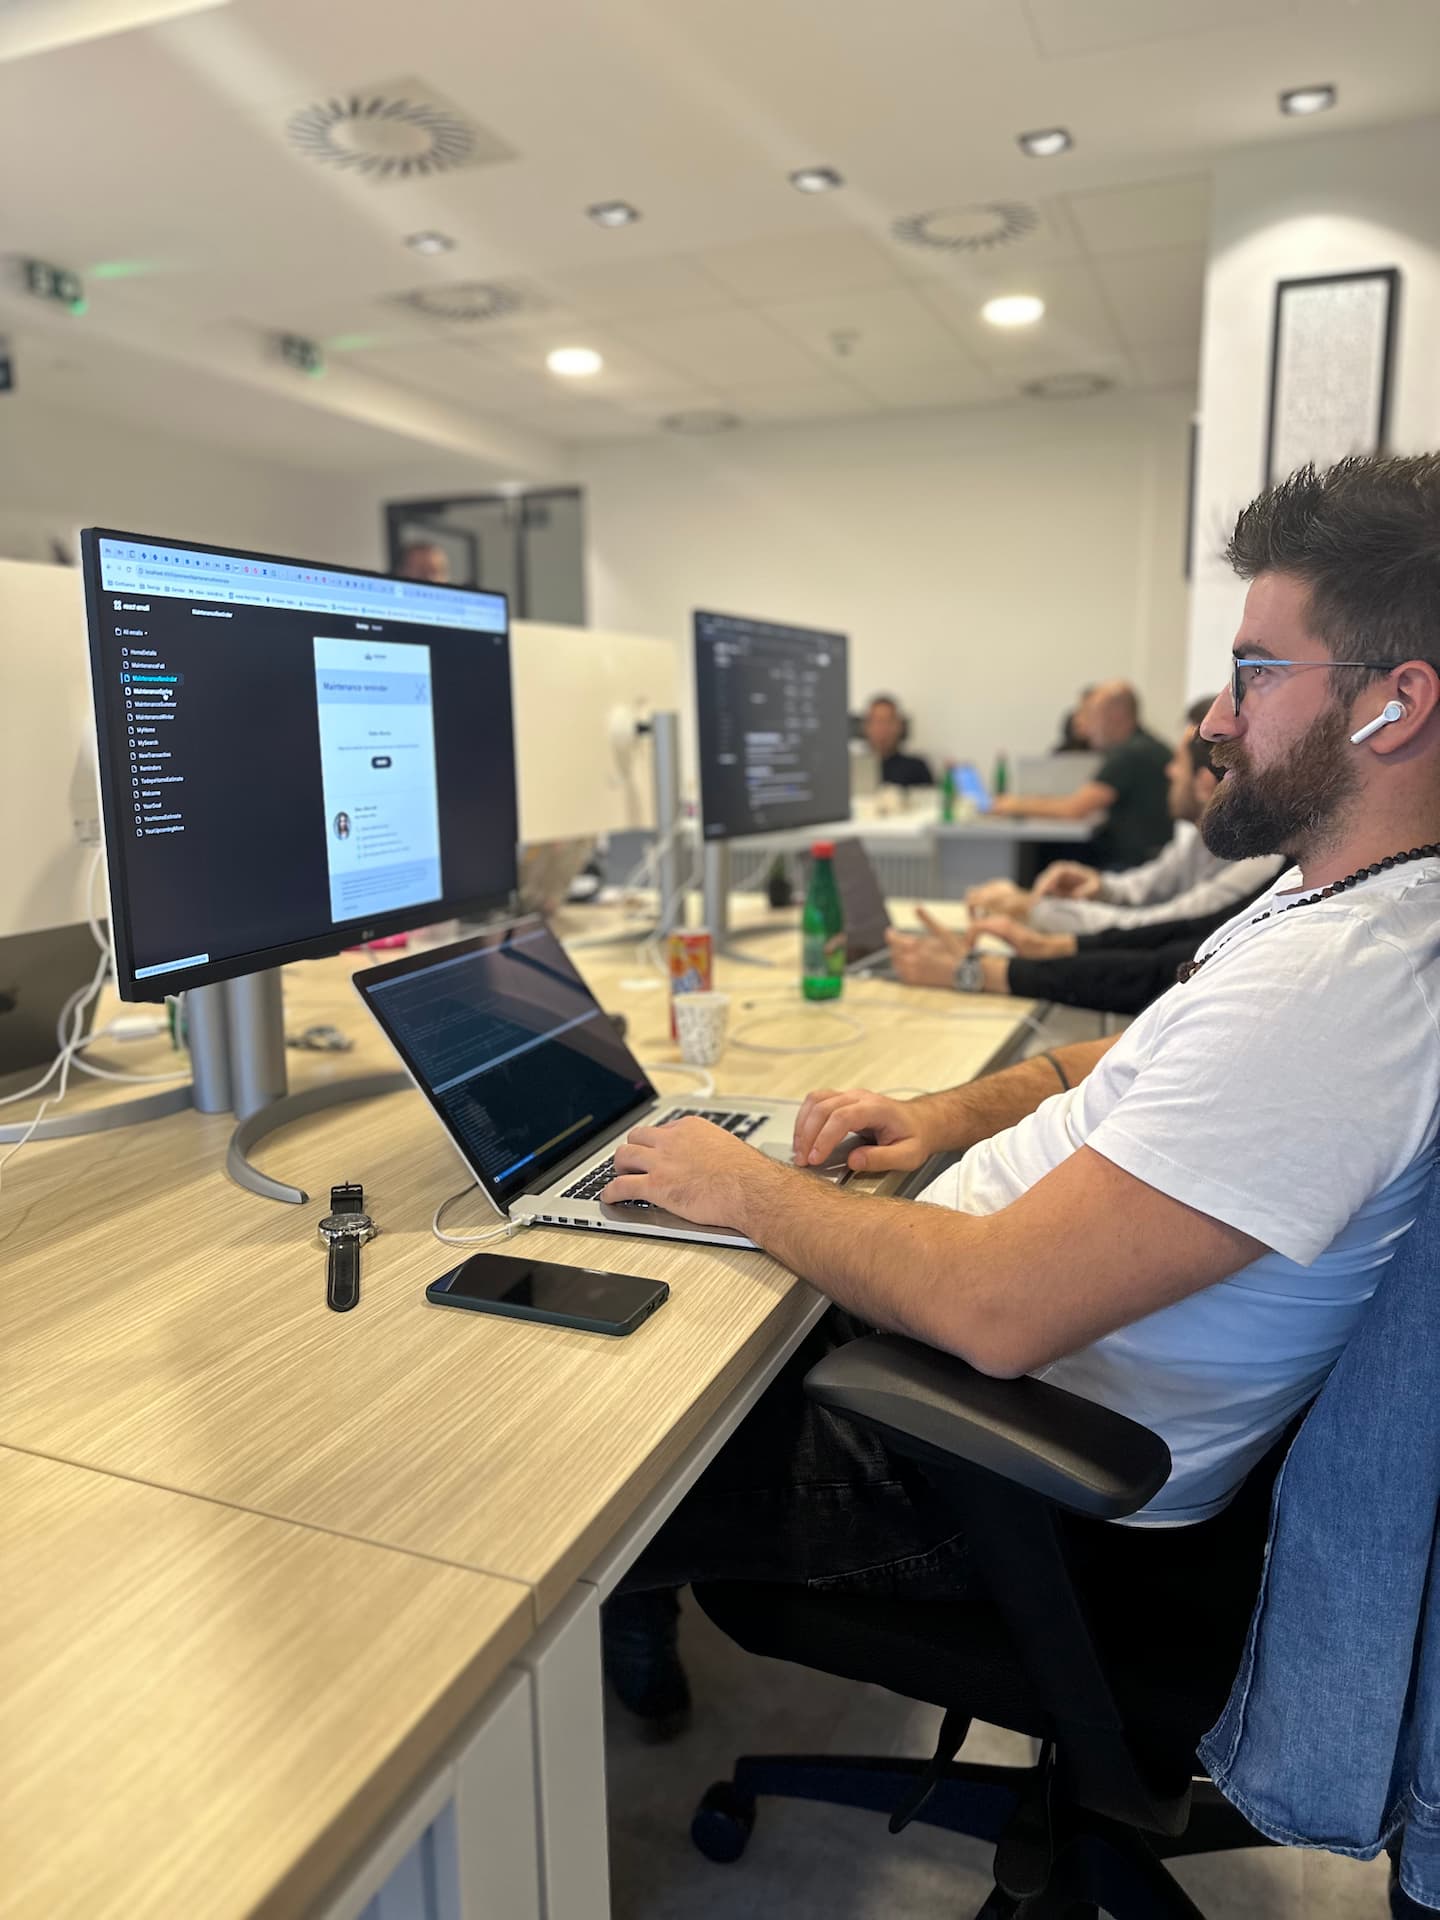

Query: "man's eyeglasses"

xmin=1230 ymin=655 xmax=1392 ymax=715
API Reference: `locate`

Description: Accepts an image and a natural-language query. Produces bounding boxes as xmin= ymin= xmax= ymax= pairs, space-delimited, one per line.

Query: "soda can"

xmin=668 ymin=928 xmax=714 ymax=1039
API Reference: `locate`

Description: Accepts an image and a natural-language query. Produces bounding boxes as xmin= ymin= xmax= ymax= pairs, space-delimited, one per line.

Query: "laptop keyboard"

xmin=561 ymin=1109 xmax=767 ymax=1207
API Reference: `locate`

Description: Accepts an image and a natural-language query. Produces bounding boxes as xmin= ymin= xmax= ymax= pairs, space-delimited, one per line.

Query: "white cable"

xmin=431 ymin=1182 xmax=527 ymax=1249
xmin=68 ymin=1054 xmax=190 ymax=1084
xmin=0 ymin=946 xmax=110 ymax=1192
xmin=638 ymin=1061 xmax=716 ymax=1099
xmin=729 ymin=999 xmax=867 ymax=1055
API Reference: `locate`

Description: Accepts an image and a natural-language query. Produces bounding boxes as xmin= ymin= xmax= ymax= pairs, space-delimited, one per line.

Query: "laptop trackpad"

xmin=759 ymin=1137 xmax=860 ymax=1183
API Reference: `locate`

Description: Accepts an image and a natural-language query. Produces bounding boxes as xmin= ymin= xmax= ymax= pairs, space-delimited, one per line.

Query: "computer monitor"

xmin=693 ymin=610 xmax=849 ymax=842
xmin=82 ymin=529 xmax=517 ymax=1002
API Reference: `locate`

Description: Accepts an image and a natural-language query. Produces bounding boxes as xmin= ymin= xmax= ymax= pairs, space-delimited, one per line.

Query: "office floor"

xmin=606 ymin=1596 xmax=1395 ymax=1920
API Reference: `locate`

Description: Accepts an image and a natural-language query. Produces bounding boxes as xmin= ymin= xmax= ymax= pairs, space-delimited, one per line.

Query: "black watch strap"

xmin=331 ymin=1181 xmax=365 ymax=1216
xmin=327 ymin=1235 xmax=361 ymax=1313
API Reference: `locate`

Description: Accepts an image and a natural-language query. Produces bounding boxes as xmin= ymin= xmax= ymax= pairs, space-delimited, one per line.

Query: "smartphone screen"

xmin=428 ymin=1251 xmax=667 ymax=1333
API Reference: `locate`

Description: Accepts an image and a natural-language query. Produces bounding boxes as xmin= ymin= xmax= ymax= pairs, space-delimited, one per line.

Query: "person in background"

xmin=969 ymin=701 xmax=1283 ymax=932
xmin=862 ymin=694 xmax=934 ymax=788
xmin=1053 ymin=687 xmax=1095 ymax=752
xmin=988 ymin=680 xmax=1171 ymax=870
xmin=395 ymin=540 xmax=451 ymax=584
xmin=887 ymin=725 xmax=1277 ymax=1015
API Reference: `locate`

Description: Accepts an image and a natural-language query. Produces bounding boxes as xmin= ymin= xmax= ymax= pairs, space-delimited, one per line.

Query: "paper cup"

xmin=673 ymin=990 xmax=730 ymax=1067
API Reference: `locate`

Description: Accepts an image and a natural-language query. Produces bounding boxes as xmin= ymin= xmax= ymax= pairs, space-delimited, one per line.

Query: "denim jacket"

xmin=1198 ymin=1161 xmax=1440 ymax=1910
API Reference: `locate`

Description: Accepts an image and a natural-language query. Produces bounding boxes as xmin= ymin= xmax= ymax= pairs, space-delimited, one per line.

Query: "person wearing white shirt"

xmin=969 ymin=697 xmax=1282 ymax=934
xmin=601 ymin=455 xmax=1440 ymax=1718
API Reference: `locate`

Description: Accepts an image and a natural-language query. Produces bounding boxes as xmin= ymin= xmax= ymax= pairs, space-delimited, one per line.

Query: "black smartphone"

xmin=425 ymin=1251 xmax=669 ymax=1336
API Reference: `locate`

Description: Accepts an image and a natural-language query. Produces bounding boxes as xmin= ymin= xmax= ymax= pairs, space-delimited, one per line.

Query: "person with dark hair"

xmin=1053 ymin=687 xmax=1095 ymax=752
xmin=601 ymin=457 xmax=1440 ymax=1758
xmin=968 ymin=697 xmax=1282 ymax=933
xmin=987 ymin=679 xmax=1172 ymax=870
xmin=395 ymin=540 xmax=451 ymax=584
xmin=862 ymin=693 xmax=933 ymax=788
xmin=888 ymin=724 xmax=1279 ymax=1014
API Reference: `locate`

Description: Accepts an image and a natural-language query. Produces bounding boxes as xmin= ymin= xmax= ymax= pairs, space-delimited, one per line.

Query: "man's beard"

xmin=1200 ymin=702 xmax=1360 ymax=861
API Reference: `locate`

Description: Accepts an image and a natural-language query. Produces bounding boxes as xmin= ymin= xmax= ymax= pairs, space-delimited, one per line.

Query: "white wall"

xmin=577 ymin=388 xmax=1197 ymax=776
xmin=1187 ymin=116 xmax=1440 ymax=698
xmin=0 ymin=398 xmax=385 ymax=571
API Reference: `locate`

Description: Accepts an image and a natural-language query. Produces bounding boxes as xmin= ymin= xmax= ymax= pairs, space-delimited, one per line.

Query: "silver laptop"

xmin=354 ymin=916 xmax=850 ymax=1250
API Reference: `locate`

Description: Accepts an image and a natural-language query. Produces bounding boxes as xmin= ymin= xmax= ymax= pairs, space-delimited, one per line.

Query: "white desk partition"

xmin=510 ymin=622 xmax=679 ymax=845
xmin=0 ymin=560 xmax=98 ymax=938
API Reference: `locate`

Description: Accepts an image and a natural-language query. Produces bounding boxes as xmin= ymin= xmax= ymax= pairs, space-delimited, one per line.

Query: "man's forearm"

xmin=912 ymin=1035 xmax=1116 ymax=1154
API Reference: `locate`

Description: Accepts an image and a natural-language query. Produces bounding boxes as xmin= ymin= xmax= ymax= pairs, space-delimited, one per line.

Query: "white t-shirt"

xmin=922 ymin=857 xmax=1440 ymax=1525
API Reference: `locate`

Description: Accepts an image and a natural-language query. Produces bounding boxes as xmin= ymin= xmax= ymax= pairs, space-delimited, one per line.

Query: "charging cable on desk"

xmin=728 ymin=992 xmax=867 ymax=1056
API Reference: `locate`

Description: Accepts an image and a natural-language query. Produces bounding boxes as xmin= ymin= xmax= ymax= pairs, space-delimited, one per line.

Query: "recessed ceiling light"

xmin=788 ymin=166 xmax=844 ymax=194
xmin=982 ymin=294 xmax=1045 ymax=328
xmin=587 ymin=201 xmax=641 ymax=227
xmin=404 ymin=231 xmax=456 ymax=255
xmin=660 ymin=410 xmax=742 ymax=434
xmin=1280 ymin=84 xmax=1336 ymax=116
xmin=1021 ymin=372 xmax=1113 ymax=400
xmin=547 ymin=346 xmax=603 ymax=378
xmin=1017 ymin=127 xmax=1072 ymax=159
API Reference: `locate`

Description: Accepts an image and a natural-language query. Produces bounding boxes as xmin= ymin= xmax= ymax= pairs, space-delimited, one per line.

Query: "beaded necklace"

xmin=1177 ymin=842 xmax=1440 ymax=983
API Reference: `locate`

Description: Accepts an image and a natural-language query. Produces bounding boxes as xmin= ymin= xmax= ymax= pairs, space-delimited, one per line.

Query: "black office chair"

xmin=689 ymin=1334 xmax=1285 ymax=1919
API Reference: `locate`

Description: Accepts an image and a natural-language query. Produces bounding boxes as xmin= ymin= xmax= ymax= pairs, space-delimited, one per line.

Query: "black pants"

xmin=623 ymin=1307 xmax=1274 ymax=1645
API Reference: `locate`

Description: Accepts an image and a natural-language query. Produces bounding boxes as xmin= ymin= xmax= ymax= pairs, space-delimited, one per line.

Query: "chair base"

xmin=691 ymin=1754 xmax=1269 ymax=1920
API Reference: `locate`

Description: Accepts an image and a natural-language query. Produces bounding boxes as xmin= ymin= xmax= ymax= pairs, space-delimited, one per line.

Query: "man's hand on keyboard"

xmin=601 ymin=1115 xmax=786 ymax=1229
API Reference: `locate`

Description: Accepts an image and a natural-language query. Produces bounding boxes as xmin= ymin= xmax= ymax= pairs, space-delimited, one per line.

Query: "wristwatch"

xmin=317 ymin=1182 xmax=376 ymax=1313
xmin=952 ymin=954 xmax=987 ymax=994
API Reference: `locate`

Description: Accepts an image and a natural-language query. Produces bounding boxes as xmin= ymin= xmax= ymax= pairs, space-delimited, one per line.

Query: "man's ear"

xmin=1365 ymin=660 xmax=1440 ymax=755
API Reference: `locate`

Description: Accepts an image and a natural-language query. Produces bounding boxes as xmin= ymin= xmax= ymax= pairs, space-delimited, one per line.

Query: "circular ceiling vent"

xmin=891 ymin=202 xmax=1040 ymax=253
xmin=288 ymin=93 xmax=478 ymax=180
xmin=1021 ymin=372 xmax=1115 ymax=400
xmin=391 ymin=282 xmax=538 ymax=324
xmin=660 ymin=410 xmax=742 ymax=435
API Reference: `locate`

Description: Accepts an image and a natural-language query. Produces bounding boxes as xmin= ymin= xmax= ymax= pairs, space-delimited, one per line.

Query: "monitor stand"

xmin=221 ymin=970 xmax=409 ymax=1205
xmin=701 ymin=843 xmax=783 ymax=969
xmin=568 ymin=711 xmax=689 ymax=952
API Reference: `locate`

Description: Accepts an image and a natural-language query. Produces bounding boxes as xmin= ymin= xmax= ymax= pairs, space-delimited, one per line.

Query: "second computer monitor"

xmin=694 ymin=610 xmax=849 ymax=841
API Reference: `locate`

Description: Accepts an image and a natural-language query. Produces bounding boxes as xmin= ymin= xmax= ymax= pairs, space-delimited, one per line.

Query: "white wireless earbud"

xmin=1351 ymin=700 xmax=1405 ymax=746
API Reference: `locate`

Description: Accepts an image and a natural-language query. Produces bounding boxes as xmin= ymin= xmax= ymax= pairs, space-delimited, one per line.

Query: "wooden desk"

xmin=0 ymin=915 xmax=1035 ymax=1618
xmin=0 ymin=1447 xmax=532 ymax=1920
xmin=0 ymin=907 xmax=1043 ymax=1918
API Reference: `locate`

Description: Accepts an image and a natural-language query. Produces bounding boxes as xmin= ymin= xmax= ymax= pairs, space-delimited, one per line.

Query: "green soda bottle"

xmin=992 ymin=752 xmax=1009 ymax=797
xmin=802 ymin=840 xmax=846 ymax=1001
xmin=940 ymin=762 xmax=956 ymax=823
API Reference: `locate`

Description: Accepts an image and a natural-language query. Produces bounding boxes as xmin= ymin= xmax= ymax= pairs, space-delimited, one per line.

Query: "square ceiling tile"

xmin=694 ymin=228 xmax=907 ymax=303
xmin=716 ymin=380 xmax=880 ymax=424
xmin=915 ymin=259 xmax=1125 ymax=361
xmin=1090 ymin=247 xmax=1205 ymax=348
xmin=1133 ymin=341 xmax=1201 ymax=389
xmin=614 ymin=308 xmax=832 ymax=385
xmin=1022 ymin=0 xmax=1293 ymax=59
xmin=759 ymin=285 xmax=967 ymax=373
xmin=1065 ymin=174 xmax=1212 ymax=257
xmin=846 ymin=359 xmax=998 ymax=409
xmin=537 ymin=256 xmax=732 ymax=320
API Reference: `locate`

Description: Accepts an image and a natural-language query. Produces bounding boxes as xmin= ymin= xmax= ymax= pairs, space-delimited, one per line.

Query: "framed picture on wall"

xmin=1264 ymin=267 xmax=1400 ymax=486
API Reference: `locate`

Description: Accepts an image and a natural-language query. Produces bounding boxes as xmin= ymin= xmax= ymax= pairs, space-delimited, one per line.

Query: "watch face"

xmin=318 ymin=1213 xmax=375 ymax=1240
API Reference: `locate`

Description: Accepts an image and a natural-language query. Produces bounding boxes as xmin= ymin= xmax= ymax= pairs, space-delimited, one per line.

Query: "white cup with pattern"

xmin=672 ymin=990 xmax=731 ymax=1067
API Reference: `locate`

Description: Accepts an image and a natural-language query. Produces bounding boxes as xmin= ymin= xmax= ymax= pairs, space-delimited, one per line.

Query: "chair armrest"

xmin=804 ymin=1333 xmax=1170 ymax=1520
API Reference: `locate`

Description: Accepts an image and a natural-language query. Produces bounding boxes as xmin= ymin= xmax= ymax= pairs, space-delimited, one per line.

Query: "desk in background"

xmin=0 ymin=903 xmax=1075 ymax=1919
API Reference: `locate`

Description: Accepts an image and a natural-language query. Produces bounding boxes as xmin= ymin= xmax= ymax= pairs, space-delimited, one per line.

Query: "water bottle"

xmin=940 ymin=763 xmax=956 ymax=824
xmin=802 ymin=841 xmax=845 ymax=1001
xmin=992 ymin=752 xmax=1010 ymax=797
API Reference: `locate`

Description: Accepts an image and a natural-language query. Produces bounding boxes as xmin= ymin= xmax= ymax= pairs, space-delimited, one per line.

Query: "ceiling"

xmin=2 ymin=0 xmax=1440 ymax=476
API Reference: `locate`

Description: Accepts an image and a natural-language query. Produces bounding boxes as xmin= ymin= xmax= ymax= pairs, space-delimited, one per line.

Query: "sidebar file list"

xmin=116 ymin=619 xmax=186 ymax=840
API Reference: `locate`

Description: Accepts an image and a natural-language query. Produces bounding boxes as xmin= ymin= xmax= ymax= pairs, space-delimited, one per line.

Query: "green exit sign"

xmin=24 ymin=259 xmax=85 ymax=313
xmin=279 ymin=333 xmax=324 ymax=377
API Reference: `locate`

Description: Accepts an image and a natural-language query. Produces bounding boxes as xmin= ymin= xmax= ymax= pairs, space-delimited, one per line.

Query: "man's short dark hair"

xmin=1225 ymin=455 xmax=1440 ymax=693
